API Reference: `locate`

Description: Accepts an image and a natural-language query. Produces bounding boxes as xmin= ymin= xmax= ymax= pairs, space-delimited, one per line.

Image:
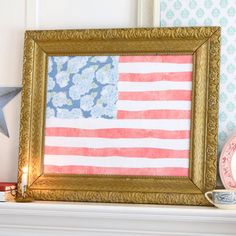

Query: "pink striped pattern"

xmin=118 ymin=91 xmax=192 ymax=101
xmin=44 ymin=147 xmax=189 ymax=159
xmin=45 ymin=165 xmax=188 ymax=176
xmin=119 ymin=72 xmax=193 ymax=82
xmin=119 ymin=55 xmax=192 ymax=63
xmin=44 ymin=55 xmax=192 ymax=177
xmin=117 ymin=110 xmax=191 ymax=119
xmin=45 ymin=128 xmax=190 ymax=139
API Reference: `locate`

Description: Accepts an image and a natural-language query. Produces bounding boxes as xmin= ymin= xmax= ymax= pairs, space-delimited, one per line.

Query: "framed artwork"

xmin=17 ymin=27 xmax=220 ymax=205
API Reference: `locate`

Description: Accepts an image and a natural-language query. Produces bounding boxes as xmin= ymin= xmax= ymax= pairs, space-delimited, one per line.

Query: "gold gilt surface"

xmin=17 ymin=27 xmax=221 ymax=205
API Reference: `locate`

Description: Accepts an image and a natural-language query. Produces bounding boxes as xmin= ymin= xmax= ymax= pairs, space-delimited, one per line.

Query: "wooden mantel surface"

xmin=0 ymin=202 xmax=236 ymax=236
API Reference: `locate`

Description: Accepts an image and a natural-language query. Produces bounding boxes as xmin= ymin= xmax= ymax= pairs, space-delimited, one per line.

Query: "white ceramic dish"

xmin=205 ymin=189 xmax=236 ymax=209
xmin=213 ymin=203 xmax=236 ymax=210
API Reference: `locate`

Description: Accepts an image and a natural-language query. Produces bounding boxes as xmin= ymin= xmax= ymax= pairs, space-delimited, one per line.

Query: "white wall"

xmin=0 ymin=0 xmax=157 ymax=182
xmin=0 ymin=0 xmax=25 ymax=181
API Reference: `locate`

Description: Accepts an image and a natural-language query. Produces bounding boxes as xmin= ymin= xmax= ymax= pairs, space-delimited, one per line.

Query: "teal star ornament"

xmin=0 ymin=87 xmax=21 ymax=137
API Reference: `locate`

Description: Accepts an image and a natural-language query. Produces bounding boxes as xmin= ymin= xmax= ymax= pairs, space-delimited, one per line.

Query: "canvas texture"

xmin=44 ymin=55 xmax=192 ymax=176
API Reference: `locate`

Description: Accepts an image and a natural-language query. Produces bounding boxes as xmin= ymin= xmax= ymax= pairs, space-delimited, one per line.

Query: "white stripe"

xmin=45 ymin=137 xmax=189 ymax=150
xmin=118 ymin=62 xmax=192 ymax=73
xmin=118 ymin=81 xmax=192 ymax=92
xmin=46 ymin=118 xmax=190 ymax=131
xmin=44 ymin=155 xmax=189 ymax=168
xmin=117 ymin=101 xmax=191 ymax=111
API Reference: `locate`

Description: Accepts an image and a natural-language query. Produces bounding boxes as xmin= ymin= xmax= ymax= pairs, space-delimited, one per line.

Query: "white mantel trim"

xmin=25 ymin=0 xmax=38 ymax=29
xmin=0 ymin=202 xmax=236 ymax=236
xmin=137 ymin=0 xmax=160 ymax=27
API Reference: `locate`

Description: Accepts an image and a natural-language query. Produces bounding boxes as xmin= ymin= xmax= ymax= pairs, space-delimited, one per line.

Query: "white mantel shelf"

xmin=0 ymin=202 xmax=236 ymax=236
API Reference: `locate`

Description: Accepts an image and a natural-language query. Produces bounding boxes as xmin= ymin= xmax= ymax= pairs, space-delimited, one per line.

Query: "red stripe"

xmin=44 ymin=165 xmax=188 ymax=176
xmin=119 ymin=55 xmax=192 ymax=64
xmin=118 ymin=90 xmax=192 ymax=101
xmin=119 ymin=72 xmax=192 ymax=82
xmin=117 ymin=110 xmax=190 ymax=119
xmin=44 ymin=147 xmax=189 ymax=159
xmin=45 ymin=128 xmax=190 ymax=139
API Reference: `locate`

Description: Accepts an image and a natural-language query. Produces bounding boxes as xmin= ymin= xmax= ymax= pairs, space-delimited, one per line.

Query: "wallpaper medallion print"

xmin=160 ymin=0 xmax=236 ymax=156
xmin=44 ymin=55 xmax=193 ymax=177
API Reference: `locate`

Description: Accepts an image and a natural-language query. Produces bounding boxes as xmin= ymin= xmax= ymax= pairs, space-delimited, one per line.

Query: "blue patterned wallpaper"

xmin=161 ymin=0 xmax=236 ymax=156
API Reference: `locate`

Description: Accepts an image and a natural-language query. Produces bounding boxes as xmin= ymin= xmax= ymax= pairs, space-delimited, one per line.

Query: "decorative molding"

xmin=153 ymin=0 xmax=160 ymax=27
xmin=26 ymin=0 xmax=161 ymax=30
xmin=25 ymin=0 xmax=38 ymax=29
xmin=0 ymin=202 xmax=236 ymax=236
xmin=137 ymin=0 xmax=160 ymax=27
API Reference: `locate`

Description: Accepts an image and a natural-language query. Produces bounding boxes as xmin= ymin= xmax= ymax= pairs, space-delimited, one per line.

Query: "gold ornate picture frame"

xmin=17 ymin=27 xmax=220 ymax=205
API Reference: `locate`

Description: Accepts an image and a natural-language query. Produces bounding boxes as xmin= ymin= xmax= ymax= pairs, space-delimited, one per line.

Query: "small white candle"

xmin=21 ymin=166 xmax=28 ymax=194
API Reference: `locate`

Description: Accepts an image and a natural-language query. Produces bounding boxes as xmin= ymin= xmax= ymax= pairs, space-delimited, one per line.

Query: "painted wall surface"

xmin=0 ymin=0 xmax=137 ymax=182
xmin=0 ymin=0 xmax=235 ymax=184
xmin=160 ymin=0 xmax=236 ymax=155
xmin=0 ymin=0 xmax=25 ymax=182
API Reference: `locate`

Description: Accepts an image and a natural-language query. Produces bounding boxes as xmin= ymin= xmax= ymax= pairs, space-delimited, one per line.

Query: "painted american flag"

xmin=44 ymin=55 xmax=192 ymax=176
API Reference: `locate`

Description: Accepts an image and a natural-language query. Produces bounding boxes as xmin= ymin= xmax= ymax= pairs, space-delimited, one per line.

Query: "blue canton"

xmin=46 ymin=56 xmax=119 ymax=119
